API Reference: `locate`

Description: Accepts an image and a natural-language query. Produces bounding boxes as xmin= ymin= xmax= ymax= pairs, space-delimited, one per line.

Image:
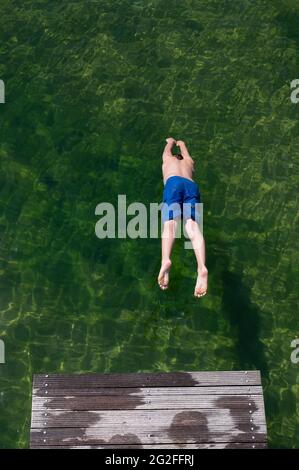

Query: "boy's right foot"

xmin=158 ymin=259 xmax=172 ymax=290
xmin=194 ymin=267 xmax=208 ymax=298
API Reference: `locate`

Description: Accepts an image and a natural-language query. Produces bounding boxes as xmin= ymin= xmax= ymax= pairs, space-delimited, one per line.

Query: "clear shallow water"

xmin=0 ymin=0 xmax=299 ymax=448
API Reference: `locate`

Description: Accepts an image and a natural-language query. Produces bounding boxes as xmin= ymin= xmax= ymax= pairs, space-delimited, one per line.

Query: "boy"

xmin=158 ymin=138 xmax=208 ymax=297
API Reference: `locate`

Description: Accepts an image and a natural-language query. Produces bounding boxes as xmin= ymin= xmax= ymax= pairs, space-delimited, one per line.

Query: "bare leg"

xmin=158 ymin=219 xmax=177 ymax=290
xmin=184 ymin=218 xmax=208 ymax=297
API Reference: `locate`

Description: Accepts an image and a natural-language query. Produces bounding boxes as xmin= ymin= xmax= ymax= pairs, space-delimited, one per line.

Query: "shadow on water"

xmin=221 ymin=267 xmax=268 ymax=377
xmin=273 ymin=0 xmax=299 ymax=45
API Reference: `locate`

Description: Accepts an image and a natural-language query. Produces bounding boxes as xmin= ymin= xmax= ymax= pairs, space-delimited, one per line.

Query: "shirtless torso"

xmin=162 ymin=139 xmax=195 ymax=184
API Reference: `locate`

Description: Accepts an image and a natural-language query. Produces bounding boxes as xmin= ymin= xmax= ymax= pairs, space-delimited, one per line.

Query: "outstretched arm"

xmin=162 ymin=137 xmax=176 ymax=162
xmin=176 ymin=140 xmax=192 ymax=160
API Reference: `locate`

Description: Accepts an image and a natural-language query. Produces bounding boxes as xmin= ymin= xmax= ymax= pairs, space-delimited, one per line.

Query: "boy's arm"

xmin=162 ymin=137 xmax=176 ymax=162
xmin=176 ymin=140 xmax=192 ymax=160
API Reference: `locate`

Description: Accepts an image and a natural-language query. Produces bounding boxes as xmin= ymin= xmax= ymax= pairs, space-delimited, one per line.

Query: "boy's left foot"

xmin=158 ymin=259 xmax=172 ymax=290
xmin=194 ymin=267 xmax=208 ymax=298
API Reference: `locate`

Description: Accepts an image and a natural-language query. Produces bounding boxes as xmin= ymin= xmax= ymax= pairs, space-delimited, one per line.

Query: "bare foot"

xmin=158 ymin=259 xmax=172 ymax=290
xmin=194 ymin=267 xmax=208 ymax=298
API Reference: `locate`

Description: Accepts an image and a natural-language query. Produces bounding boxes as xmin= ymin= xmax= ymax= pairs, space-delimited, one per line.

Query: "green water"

xmin=0 ymin=0 xmax=299 ymax=448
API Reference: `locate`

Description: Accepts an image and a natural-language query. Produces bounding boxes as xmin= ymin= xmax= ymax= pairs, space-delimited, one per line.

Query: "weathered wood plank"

xmin=30 ymin=442 xmax=267 ymax=449
xmin=30 ymin=427 xmax=267 ymax=446
xmin=33 ymin=371 xmax=261 ymax=389
xmin=31 ymin=424 xmax=267 ymax=435
xmin=31 ymin=409 xmax=266 ymax=428
xmin=32 ymin=394 xmax=264 ymax=411
xmin=33 ymin=385 xmax=262 ymax=397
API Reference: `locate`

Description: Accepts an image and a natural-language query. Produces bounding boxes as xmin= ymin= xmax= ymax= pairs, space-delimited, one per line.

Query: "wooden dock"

xmin=30 ymin=371 xmax=267 ymax=449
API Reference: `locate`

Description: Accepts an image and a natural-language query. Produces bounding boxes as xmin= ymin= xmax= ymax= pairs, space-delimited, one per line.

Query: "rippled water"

xmin=0 ymin=0 xmax=299 ymax=448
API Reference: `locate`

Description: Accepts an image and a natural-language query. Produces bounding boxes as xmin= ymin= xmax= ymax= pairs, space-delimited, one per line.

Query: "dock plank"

xmin=33 ymin=385 xmax=263 ymax=397
xmin=31 ymin=443 xmax=268 ymax=449
xmin=31 ymin=409 xmax=266 ymax=428
xmin=30 ymin=427 xmax=267 ymax=446
xmin=33 ymin=371 xmax=261 ymax=388
xmin=32 ymin=394 xmax=265 ymax=411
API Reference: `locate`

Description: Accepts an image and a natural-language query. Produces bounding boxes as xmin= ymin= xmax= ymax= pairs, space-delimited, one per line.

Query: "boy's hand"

xmin=176 ymin=140 xmax=185 ymax=147
xmin=165 ymin=137 xmax=176 ymax=145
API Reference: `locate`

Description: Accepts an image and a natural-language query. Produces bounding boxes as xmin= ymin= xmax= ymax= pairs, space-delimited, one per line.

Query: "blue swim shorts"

xmin=161 ymin=176 xmax=201 ymax=224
